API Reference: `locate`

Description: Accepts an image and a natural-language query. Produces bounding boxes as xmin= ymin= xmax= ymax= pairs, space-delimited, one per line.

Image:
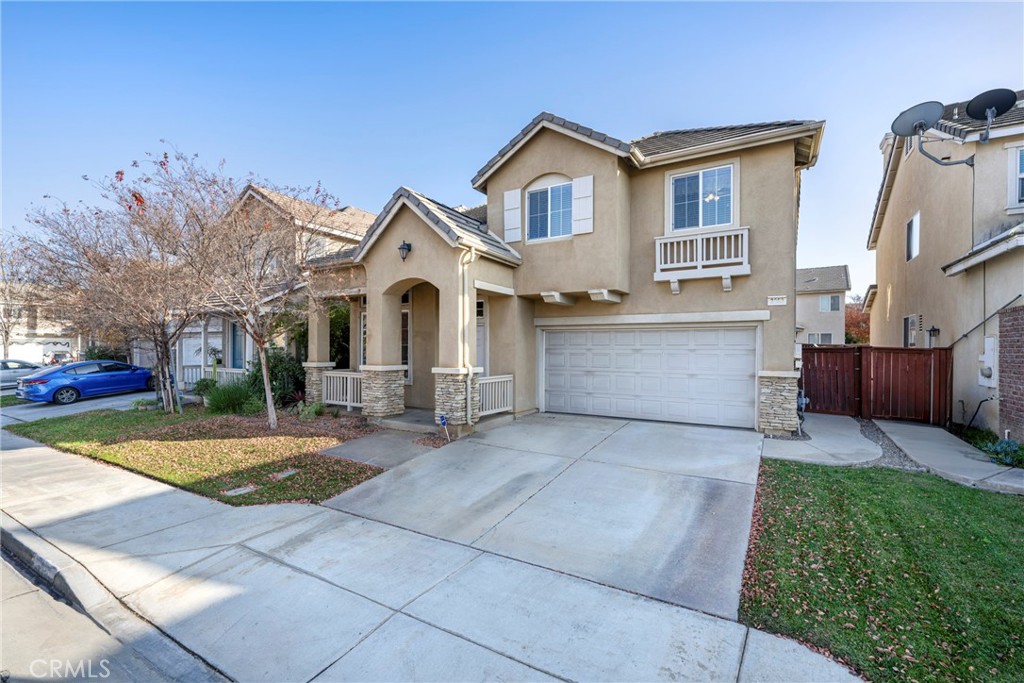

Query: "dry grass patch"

xmin=6 ymin=409 xmax=382 ymax=505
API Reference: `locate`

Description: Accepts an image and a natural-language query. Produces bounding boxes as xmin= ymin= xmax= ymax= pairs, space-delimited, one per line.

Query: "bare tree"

xmin=0 ymin=234 xmax=36 ymax=359
xmin=27 ymin=156 xmax=213 ymax=410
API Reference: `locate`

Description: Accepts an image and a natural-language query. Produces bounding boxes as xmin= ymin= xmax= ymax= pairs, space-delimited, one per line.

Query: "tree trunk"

xmin=1 ymin=332 xmax=9 ymax=360
xmin=153 ymin=334 xmax=176 ymax=413
xmin=258 ymin=343 xmax=278 ymax=430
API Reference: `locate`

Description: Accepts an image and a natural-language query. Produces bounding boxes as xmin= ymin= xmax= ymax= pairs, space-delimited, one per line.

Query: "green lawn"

xmin=0 ymin=395 xmax=29 ymax=408
xmin=5 ymin=408 xmax=382 ymax=505
xmin=742 ymin=460 xmax=1023 ymax=682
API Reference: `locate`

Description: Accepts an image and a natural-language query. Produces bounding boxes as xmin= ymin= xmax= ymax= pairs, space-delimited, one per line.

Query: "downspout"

xmin=460 ymin=248 xmax=480 ymax=424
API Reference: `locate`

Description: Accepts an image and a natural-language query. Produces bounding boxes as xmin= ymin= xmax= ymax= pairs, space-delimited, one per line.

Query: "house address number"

xmin=767 ymin=296 xmax=788 ymax=306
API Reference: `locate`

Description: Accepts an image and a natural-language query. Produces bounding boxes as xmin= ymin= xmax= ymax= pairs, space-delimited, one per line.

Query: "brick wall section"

xmin=999 ymin=305 xmax=1024 ymax=441
xmin=361 ymin=369 xmax=406 ymax=417
xmin=434 ymin=373 xmax=480 ymax=426
xmin=758 ymin=375 xmax=799 ymax=435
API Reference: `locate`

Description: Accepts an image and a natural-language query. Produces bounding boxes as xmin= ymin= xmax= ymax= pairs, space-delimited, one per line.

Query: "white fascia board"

xmin=942 ymin=232 xmax=1024 ymax=276
xmin=868 ymin=143 xmax=901 ymax=250
xmin=474 ymin=280 xmax=515 ymax=296
xmin=635 ymin=122 xmax=825 ymax=171
xmin=534 ymin=310 xmax=771 ymax=327
xmin=472 ymin=121 xmax=630 ymax=190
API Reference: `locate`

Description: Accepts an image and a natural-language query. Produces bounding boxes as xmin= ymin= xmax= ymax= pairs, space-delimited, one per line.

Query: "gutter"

xmin=942 ymin=226 xmax=1024 ymax=276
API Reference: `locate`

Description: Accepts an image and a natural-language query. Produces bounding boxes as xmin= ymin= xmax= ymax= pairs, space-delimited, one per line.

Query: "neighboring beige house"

xmin=172 ymin=185 xmax=375 ymax=387
xmin=864 ymin=89 xmax=1024 ymax=434
xmin=303 ymin=112 xmax=824 ymax=434
xmin=795 ymin=265 xmax=850 ymax=345
xmin=0 ymin=296 xmax=76 ymax=363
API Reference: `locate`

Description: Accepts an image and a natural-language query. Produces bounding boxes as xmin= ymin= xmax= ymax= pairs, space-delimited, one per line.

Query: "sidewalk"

xmin=0 ymin=429 xmax=861 ymax=682
xmin=876 ymin=421 xmax=1024 ymax=494
xmin=762 ymin=413 xmax=881 ymax=465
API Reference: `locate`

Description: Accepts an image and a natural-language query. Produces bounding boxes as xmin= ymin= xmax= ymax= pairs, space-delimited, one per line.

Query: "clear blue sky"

xmin=3 ymin=1 xmax=1022 ymax=298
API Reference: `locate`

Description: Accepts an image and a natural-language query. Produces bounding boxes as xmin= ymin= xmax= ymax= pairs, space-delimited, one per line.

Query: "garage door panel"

xmin=544 ymin=327 xmax=756 ymax=429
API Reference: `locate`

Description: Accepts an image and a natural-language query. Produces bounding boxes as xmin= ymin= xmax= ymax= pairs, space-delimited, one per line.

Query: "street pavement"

xmin=1 ymin=391 xmax=149 ymax=428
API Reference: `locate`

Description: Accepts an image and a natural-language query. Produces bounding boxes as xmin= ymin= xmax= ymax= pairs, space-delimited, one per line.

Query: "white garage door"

xmin=543 ymin=327 xmax=757 ymax=428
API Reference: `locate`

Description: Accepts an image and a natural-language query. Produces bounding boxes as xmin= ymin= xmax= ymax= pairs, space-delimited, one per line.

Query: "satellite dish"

xmin=891 ymin=101 xmax=944 ymax=137
xmin=966 ymin=88 xmax=1017 ymax=121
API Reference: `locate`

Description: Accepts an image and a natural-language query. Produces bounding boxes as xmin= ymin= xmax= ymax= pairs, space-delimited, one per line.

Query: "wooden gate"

xmin=800 ymin=346 xmax=952 ymax=426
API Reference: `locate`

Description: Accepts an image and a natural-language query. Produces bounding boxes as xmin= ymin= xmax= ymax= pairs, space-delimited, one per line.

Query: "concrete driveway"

xmin=1 ymin=391 xmax=148 ymax=427
xmin=326 ymin=413 xmax=763 ymax=619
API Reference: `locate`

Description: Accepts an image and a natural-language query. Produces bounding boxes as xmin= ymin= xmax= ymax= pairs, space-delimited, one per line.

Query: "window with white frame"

xmin=906 ymin=211 xmax=920 ymax=261
xmin=670 ymin=164 xmax=733 ymax=230
xmin=1010 ymin=146 xmax=1024 ymax=210
xmin=819 ymin=294 xmax=841 ymax=312
xmin=807 ymin=333 xmax=833 ymax=345
xmin=527 ymin=182 xmax=572 ymax=240
xmin=1018 ymin=148 xmax=1024 ymax=204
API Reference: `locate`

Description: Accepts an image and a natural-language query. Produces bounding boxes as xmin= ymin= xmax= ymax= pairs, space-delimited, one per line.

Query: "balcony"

xmin=654 ymin=226 xmax=750 ymax=292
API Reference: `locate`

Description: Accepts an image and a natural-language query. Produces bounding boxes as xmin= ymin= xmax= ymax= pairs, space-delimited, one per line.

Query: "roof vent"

xmin=952 ymin=106 xmax=959 ymax=120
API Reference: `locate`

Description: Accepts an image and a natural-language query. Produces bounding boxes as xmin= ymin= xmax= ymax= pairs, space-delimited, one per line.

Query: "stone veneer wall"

xmin=361 ymin=369 xmax=406 ymax=417
xmin=302 ymin=362 xmax=335 ymax=405
xmin=434 ymin=372 xmax=480 ymax=426
xmin=758 ymin=374 xmax=799 ymax=435
xmin=999 ymin=305 xmax=1024 ymax=441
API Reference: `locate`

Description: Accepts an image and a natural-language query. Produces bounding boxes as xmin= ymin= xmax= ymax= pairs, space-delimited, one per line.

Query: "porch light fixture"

xmin=890 ymin=88 xmax=1016 ymax=168
xmin=928 ymin=326 xmax=940 ymax=338
xmin=398 ymin=241 xmax=412 ymax=261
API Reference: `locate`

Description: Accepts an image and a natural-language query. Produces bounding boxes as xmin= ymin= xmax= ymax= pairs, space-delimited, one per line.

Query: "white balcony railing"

xmin=203 ymin=367 xmax=246 ymax=384
xmin=654 ymin=226 xmax=751 ymax=283
xmin=180 ymin=365 xmax=202 ymax=388
xmin=478 ymin=374 xmax=514 ymax=416
xmin=323 ymin=371 xmax=363 ymax=410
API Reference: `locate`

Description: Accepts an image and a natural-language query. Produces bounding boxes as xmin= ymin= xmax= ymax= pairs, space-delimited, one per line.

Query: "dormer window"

xmin=527 ymin=182 xmax=573 ymax=240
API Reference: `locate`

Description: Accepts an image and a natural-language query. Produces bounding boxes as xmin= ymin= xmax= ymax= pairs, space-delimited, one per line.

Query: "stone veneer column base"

xmin=758 ymin=371 xmax=800 ymax=435
xmin=302 ymin=362 xmax=335 ymax=405
xmin=433 ymin=368 xmax=482 ymax=427
xmin=360 ymin=366 xmax=406 ymax=417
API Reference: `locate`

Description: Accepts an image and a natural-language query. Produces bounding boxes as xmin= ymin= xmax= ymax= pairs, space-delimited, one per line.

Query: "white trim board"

xmin=534 ymin=310 xmax=771 ymax=327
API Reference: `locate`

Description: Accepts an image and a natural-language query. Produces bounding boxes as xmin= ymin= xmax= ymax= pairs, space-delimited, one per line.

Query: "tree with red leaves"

xmin=845 ymin=295 xmax=870 ymax=344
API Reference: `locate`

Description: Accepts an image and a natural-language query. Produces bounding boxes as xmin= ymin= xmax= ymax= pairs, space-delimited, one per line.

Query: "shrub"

xmin=299 ymin=402 xmax=325 ymax=421
xmin=192 ymin=378 xmax=217 ymax=397
xmin=205 ymin=381 xmax=258 ymax=415
xmin=245 ymin=348 xmax=305 ymax=406
xmin=961 ymin=426 xmax=999 ymax=450
xmin=241 ymin=396 xmax=266 ymax=416
xmin=984 ymin=438 xmax=1024 ymax=468
xmin=83 ymin=344 xmax=129 ymax=361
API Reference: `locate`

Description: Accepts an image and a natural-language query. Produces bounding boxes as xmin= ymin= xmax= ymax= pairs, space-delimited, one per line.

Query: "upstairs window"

xmin=819 ymin=295 xmax=841 ymax=312
xmin=1016 ymin=148 xmax=1024 ymax=206
xmin=670 ymin=165 xmax=733 ymax=230
xmin=527 ymin=182 xmax=572 ymax=240
xmin=906 ymin=212 xmax=920 ymax=261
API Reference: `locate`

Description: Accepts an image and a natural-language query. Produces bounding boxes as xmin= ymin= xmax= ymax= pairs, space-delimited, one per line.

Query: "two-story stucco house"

xmin=303 ymin=113 xmax=825 ymax=435
xmin=796 ymin=265 xmax=850 ymax=345
xmin=864 ymin=89 xmax=1024 ymax=436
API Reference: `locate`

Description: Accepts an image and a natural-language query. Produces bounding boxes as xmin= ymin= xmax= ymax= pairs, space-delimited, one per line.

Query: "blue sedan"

xmin=16 ymin=360 xmax=154 ymax=405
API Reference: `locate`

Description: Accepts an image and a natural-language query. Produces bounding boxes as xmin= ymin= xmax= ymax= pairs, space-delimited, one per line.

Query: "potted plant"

xmin=193 ymin=377 xmax=218 ymax=407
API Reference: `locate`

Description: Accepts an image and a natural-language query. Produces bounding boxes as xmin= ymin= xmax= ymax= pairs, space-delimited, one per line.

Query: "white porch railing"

xmin=323 ymin=371 xmax=363 ymax=410
xmin=180 ymin=365 xmax=202 ymax=388
xmin=479 ymin=374 xmax=514 ymax=416
xmin=203 ymin=367 xmax=246 ymax=383
xmin=654 ymin=226 xmax=751 ymax=282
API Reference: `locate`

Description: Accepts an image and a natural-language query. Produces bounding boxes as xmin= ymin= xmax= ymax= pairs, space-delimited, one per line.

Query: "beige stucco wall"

xmin=796 ymin=291 xmax=846 ymax=343
xmin=869 ymin=133 xmax=1024 ymax=430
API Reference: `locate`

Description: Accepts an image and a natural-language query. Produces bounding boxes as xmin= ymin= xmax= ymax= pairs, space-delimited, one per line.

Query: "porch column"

xmin=360 ymin=290 xmax=405 ymax=417
xmin=175 ymin=341 xmax=184 ymax=391
xmin=200 ymin=318 xmax=208 ymax=378
xmin=432 ymin=280 xmax=480 ymax=429
xmin=302 ymin=300 xmax=334 ymax=404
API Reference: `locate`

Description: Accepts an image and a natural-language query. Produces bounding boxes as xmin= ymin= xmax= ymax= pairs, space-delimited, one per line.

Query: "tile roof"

xmin=933 ymin=89 xmax=1024 ymax=140
xmin=472 ymin=112 xmax=631 ymax=188
xmin=632 ymin=121 xmax=817 ymax=157
xmin=248 ymin=185 xmax=376 ymax=239
xmin=796 ymin=265 xmax=851 ymax=293
xmin=305 ymin=246 xmax=359 ymax=269
xmin=358 ymin=187 xmax=521 ymax=266
xmin=454 ymin=204 xmax=488 ymax=222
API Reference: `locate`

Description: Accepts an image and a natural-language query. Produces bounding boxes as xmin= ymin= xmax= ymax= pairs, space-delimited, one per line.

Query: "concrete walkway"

xmin=876 ymin=421 xmax=1024 ymax=494
xmin=0 ymin=391 xmax=146 ymax=427
xmin=762 ymin=413 xmax=881 ymax=465
xmin=0 ymin=426 xmax=861 ymax=682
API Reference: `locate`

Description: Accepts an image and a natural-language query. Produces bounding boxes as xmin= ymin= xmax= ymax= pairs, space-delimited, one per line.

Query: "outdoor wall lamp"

xmin=398 ymin=241 xmax=412 ymax=261
xmin=928 ymin=326 xmax=940 ymax=338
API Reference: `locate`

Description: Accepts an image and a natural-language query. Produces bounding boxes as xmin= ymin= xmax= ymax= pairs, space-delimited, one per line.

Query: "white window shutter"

xmin=572 ymin=175 xmax=594 ymax=234
xmin=503 ymin=189 xmax=521 ymax=243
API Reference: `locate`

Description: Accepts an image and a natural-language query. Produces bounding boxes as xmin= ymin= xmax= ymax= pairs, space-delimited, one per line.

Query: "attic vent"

xmin=952 ymin=106 xmax=959 ymax=120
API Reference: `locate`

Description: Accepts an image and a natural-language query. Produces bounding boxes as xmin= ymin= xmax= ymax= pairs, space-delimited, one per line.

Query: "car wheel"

xmin=52 ymin=387 xmax=80 ymax=405
xmin=146 ymin=377 xmax=155 ymax=391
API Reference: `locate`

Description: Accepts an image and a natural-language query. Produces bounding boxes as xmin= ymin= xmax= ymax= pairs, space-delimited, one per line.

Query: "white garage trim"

xmin=534 ymin=310 xmax=770 ymax=327
xmin=537 ymin=323 xmax=763 ymax=429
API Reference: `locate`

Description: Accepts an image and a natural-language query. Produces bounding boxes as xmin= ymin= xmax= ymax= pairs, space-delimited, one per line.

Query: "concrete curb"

xmin=912 ymin=464 xmax=1024 ymax=495
xmin=1 ymin=511 xmax=226 ymax=682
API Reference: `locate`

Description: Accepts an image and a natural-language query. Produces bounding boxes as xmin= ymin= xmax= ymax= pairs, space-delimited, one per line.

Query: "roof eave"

xmin=863 ymin=285 xmax=877 ymax=314
xmin=942 ymin=228 xmax=1024 ymax=276
xmin=867 ymin=141 xmax=901 ymax=250
xmin=634 ymin=121 xmax=826 ymax=171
